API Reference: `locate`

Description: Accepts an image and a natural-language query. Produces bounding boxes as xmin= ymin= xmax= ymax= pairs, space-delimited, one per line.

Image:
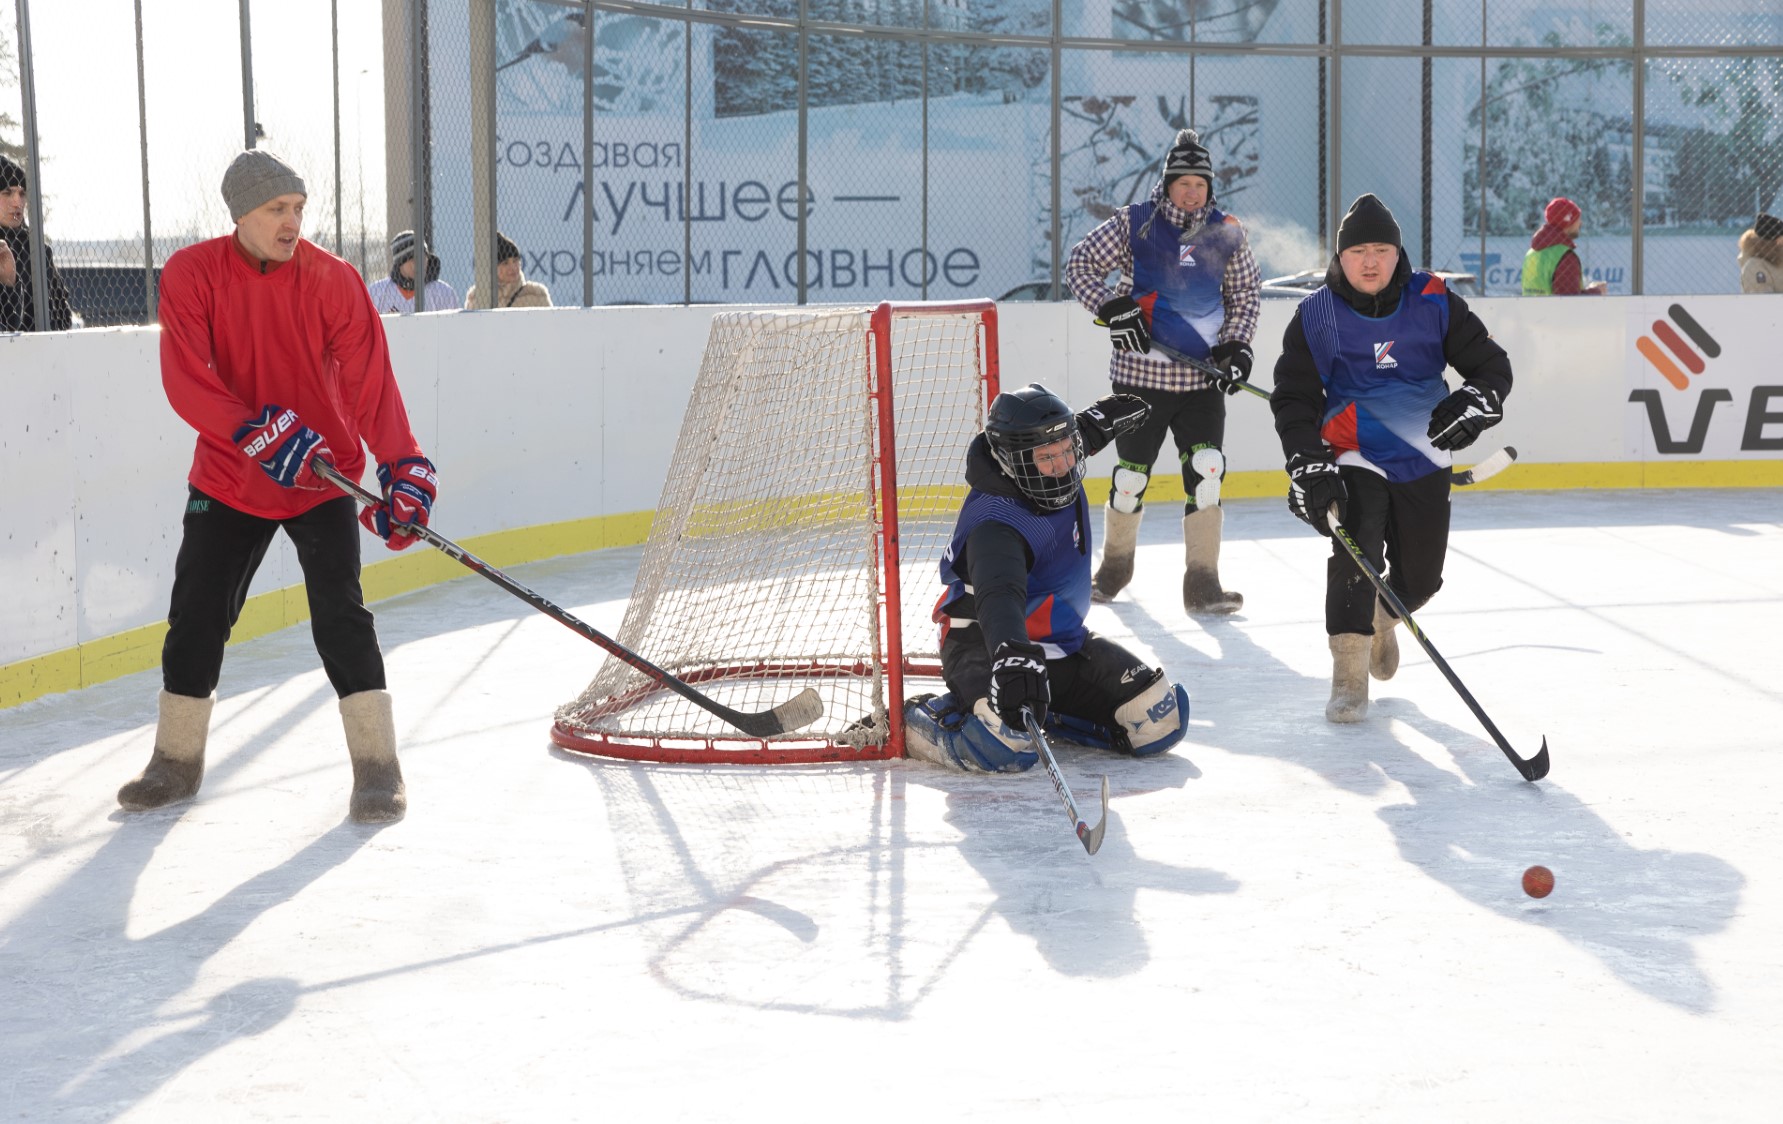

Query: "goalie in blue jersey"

xmin=904 ymin=385 xmax=1192 ymax=773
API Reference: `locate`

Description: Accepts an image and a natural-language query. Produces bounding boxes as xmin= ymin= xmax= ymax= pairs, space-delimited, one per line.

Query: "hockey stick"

xmin=1325 ymin=507 xmax=1550 ymax=782
xmin=1022 ymin=707 xmax=1109 ymax=855
xmin=1146 ymin=337 xmax=1275 ymax=401
xmin=318 ymin=461 xmax=824 ymax=738
xmin=1452 ymin=445 xmax=1517 ymax=486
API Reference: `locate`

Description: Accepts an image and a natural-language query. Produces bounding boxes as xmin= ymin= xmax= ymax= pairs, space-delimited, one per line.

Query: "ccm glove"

xmin=1286 ymin=449 xmax=1348 ymax=537
xmin=1208 ymin=340 xmax=1255 ymax=396
xmin=234 ymin=405 xmax=333 ymax=490
xmin=1426 ymin=382 xmax=1503 ymax=452
xmin=358 ymin=455 xmax=438 ymax=551
xmin=1095 ymin=295 xmax=1152 ymax=354
xmin=1077 ymin=393 xmax=1151 ymax=452
xmin=988 ymin=640 xmax=1050 ymax=728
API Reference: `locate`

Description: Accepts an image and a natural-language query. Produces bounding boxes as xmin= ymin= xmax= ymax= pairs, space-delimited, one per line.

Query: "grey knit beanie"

xmin=221 ymin=149 xmax=307 ymax=221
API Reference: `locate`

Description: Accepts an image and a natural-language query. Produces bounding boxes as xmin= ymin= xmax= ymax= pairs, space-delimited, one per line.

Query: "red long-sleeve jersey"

xmin=159 ymin=234 xmax=423 ymax=519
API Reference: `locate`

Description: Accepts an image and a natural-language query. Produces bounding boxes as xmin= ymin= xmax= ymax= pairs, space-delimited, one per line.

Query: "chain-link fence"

xmin=5 ymin=0 xmax=1783 ymax=330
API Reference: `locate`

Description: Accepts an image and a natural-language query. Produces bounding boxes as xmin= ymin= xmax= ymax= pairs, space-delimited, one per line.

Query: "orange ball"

xmin=1522 ymin=865 xmax=1555 ymax=898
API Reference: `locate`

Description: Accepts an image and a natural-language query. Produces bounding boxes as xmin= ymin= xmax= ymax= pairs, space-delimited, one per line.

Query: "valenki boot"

xmin=1091 ymin=506 xmax=1143 ymax=603
xmin=1182 ymin=507 xmax=1242 ymax=615
xmin=1370 ymin=597 xmax=1402 ymax=681
xmin=1326 ymin=633 xmax=1370 ymax=723
xmin=340 ymin=689 xmax=406 ymax=823
xmin=118 ymin=690 xmax=214 ymax=810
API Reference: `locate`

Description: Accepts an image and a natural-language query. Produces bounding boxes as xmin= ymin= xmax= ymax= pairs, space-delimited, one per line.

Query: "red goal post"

xmin=550 ymin=300 xmax=1001 ymax=764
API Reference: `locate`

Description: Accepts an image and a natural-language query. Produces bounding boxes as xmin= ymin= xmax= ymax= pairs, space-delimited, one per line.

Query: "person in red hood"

xmin=117 ymin=149 xmax=437 ymax=825
xmin=1521 ymin=197 xmax=1606 ymax=295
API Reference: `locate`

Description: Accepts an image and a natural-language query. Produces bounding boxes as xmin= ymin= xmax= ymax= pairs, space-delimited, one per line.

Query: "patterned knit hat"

xmin=389 ymin=230 xmax=442 ymax=286
xmin=1161 ymin=129 xmax=1216 ymax=196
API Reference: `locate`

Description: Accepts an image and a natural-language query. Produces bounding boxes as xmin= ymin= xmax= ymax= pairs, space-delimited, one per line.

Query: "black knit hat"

xmin=0 ymin=153 xmax=25 ymax=192
xmin=1337 ymin=193 xmax=1403 ymax=252
xmin=389 ymin=230 xmax=442 ymax=285
xmin=1161 ymin=129 xmax=1215 ymax=196
xmin=1756 ymin=213 xmax=1783 ymax=241
xmin=495 ymin=231 xmax=520 ymax=264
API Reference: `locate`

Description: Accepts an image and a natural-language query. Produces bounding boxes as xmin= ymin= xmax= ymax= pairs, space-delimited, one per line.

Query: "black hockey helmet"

xmin=984 ymin=384 xmax=1085 ymax=512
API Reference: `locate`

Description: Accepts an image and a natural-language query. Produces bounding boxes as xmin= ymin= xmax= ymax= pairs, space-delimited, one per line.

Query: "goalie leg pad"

xmin=1183 ymin=445 xmax=1225 ymax=510
xmin=902 ymin=693 xmax=1038 ymax=773
xmin=1113 ymin=675 xmax=1191 ymax=757
xmin=1109 ymin=462 xmax=1150 ymax=515
xmin=1045 ymin=710 xmax=1116 ymax=751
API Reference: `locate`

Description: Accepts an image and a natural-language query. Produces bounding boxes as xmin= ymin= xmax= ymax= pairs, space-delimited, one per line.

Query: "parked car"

xmin=997 ymin=280 xmax=1059 ymax=302
xmin=1261 ymin=267 xmax=1481 ymax=298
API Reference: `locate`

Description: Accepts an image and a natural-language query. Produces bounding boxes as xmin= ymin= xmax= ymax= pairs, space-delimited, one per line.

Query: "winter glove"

xmin=358 ymin=455 xmax=438 ymax=551
xmin=234 ymin=405 xmax=333 ymax=490
xmin=1208 ymin=340 xmax=1255 ymax=396
xmin=988 ymin=640 xmax=1050 ymax=728
xmin=1076 ymin=393 xmax=1151 ymax=453
xmin=1286 ymin=449 xmax=1348 ymax=537
xmin=1095 ymin=294 xmax=1152 ymax=354
xmin=1426 ymin=382 xmax=1503 ymax=452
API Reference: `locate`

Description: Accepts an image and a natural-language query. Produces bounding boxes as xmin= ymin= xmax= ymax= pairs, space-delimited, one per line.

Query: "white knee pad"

xmin=1188 ymin=447 xmax=1224 ymax=509
xmin=1110 ymin=465 xmax=1149 ymax=514
xmin=1113 ymin=675 xmax=1190 ymax=757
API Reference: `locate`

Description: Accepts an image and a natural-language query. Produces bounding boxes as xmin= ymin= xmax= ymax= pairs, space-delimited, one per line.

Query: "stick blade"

xmin=1517 ymin=736 xmax=1551 ymax=782
xmin=725 ymin=687 xmax=825 ymax=737
xmin=1454 ymin=445 xmax=1518 ymax=486
xmin=1076 ymin=775 xmax=1110 ymax=855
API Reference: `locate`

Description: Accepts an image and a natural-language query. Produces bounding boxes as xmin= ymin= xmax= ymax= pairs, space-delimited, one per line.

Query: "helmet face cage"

xmin=985 ymin=385 xmax=1085 ymax=512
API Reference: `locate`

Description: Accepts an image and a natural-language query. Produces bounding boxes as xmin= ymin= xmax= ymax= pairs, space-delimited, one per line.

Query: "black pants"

xmin=1111 ymin=383 xmax=1228 ymax=513
xmin=940 ymin=627 xmax=1155 ymax=728
xmin=1326 ymin=467 xmax=1451 ymax=635
xmin=162 ymin=487 xmax=385 ymax=699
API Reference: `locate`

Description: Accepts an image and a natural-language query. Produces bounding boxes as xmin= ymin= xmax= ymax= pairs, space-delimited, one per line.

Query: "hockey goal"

xmin=550 ymin=300 xmax=1000 ymax=764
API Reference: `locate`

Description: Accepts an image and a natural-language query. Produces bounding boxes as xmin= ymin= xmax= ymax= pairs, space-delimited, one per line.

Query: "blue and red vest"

xmin=1299 ymin=271 xmax=1453 ymax=483
xmin=1129 ymin=202 xmax=1242 ymax=359
xmin=935 ymin=489 xmax=1092 ymax=659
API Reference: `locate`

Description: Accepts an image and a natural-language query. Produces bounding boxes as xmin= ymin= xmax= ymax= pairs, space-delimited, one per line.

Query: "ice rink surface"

xmin=3 ymin=487 xmax=1781 ymax=1122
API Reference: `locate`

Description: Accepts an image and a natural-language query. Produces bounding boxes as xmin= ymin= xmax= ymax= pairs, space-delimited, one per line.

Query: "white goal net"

xmin=550 ymin=300 xmax=999 ymax=763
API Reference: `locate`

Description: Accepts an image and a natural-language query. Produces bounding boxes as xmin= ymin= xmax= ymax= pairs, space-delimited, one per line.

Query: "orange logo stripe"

xmin=1635 ymin=336 xmax=1690 ymax=390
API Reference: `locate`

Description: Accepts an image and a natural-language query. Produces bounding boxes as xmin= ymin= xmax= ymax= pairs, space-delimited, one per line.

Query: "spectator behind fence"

xmin=464 ymin=231 xmax=551 ymax=309
xmin=0 ymin=153 xmax=76 ymax=332
xmin=1737 ymin=212 xmax=1783 ymax=293
xmin=1522 ymin=196 xmax=1606 ymax=296
xmin=367 ymin=230 xmax=458 ymax=312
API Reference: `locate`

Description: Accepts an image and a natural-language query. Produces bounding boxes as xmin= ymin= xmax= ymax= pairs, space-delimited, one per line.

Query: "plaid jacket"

xmin=1065 ymin=192 xmax=1261 ymax=392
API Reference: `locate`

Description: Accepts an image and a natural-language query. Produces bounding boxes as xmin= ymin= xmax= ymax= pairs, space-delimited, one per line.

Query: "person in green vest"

xmin=1522 ymin=197 xmax=1606 ymax=296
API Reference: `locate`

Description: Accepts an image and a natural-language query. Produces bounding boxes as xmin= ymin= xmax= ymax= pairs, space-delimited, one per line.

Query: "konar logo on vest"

xmin=1179 ymin=245 xmax=1197 ymax=266
xmin=1373 ymin=341 xmax=1398 ymax=369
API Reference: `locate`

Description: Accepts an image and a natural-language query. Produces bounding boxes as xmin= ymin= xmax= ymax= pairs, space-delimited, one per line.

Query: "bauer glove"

xmin=234 ymin=405 xmax=333 ymax=490
xmin=358 ymin=455 xmax=438 ymax=551
xmin=1427 ymin=382 xmax=1503 ymax=452
xmin=1286 ymin=450 xmax=1348 ymax=537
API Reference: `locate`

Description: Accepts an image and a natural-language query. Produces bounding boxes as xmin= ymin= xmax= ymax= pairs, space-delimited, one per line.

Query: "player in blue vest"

xmin=1066 ymin=128 xmax=1262 ymax=616
xmin=1270 ymin=193 xmax=1513 ymax=722
xmin=904 ymin=385 xmax=1192 ymax=772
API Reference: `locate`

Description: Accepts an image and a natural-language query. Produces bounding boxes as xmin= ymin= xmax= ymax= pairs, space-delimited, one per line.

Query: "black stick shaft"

xmin=318 ymin=461 xmax=821 ymax=738
xmin=1327 ymin=509 xmax=1550 ymax=782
